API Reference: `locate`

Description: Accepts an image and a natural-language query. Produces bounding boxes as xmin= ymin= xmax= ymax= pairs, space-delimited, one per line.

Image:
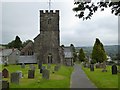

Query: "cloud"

xmin=1 ymin=1 xmax=118 ymax=47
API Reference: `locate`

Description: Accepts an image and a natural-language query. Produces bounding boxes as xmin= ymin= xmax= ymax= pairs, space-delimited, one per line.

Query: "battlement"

xmin=40 ymin=10 xmax=59 ymax=14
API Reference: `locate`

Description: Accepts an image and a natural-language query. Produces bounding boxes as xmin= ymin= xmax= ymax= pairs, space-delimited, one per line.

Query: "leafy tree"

xmin=91 ymin=38 xmax=107 ymax=63
xmin=73 ymin=0 xmax=120 ymax=20
xmin=7 ymin=36 xmax=22 ymax=50
xmin=22 ymin=40 xmax=33 ymax=47
xmin=79 ymin=48 xmax=86 ymax=62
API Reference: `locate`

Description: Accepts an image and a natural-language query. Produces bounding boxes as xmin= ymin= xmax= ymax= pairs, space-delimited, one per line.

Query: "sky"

xmin=0 ymin=0 xmax=119 ymax=47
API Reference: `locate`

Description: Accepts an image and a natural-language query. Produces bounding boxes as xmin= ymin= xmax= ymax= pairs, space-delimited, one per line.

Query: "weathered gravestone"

xmin=40 ymin=66 xmax=46 ymax=73
xmin=90 ymin=64 xmax=94 ymax=71
xmin=38 ymin=63 xmax=42 ymax=69
xmin=2 ymin=68 xmax=9 ymax=78
xmin=54 ymin=65 xmax=60 ymax=71
xmin=112 ymin=64 xmax=117 ymax=75
xmin=2 ymin=80 xmax=9 ymax=89
xmin=0 ymin=72 xmax=2 ymax=80
xmin=102 ymin=61 xmax=107 ymax=72
xmin=95 ymin=62 xmax=100 ymax=68
xmin=28 ymin=70 xmax=35 ymax=79
xmin=11 ymin=72 xmax=19 ymax=84
xmin=42 ymin=69 xmax=50 ymax=79
xmin=86 ymin=63 xmax=90 ymax=68
xmin=21 ymin=63 xmax=25 ymax=68
xmin=16 ymin=71 xmax=22 ymax=79
xmin=47 ymin=64 xmax=51 ymax=69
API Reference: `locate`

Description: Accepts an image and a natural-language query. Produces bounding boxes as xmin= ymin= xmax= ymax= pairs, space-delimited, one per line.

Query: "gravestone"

xmin=2 ymin=68 xmax=9 ymax=78
xmin=112 ymin=64 xmax=117 ymax=75
xmin=95 ymin=62 xmax=100 ymax=68
xmin=102 ymin=61 xmax=107 ymax=72
xmin=11 ymin=72 xmax=19 ymax=84
xmin=42 ymin=69 xmax=50 ymax=79
xmin=42 ymin=66 xmax=46 ymax=70
xmin=2 ymin=80 xmax=9 ymax=89
xmin=86 ymin=63 xmax=90 ymax=68
xmin=90 ymin=64 xmax=94 ymax=71
xmin=21 ymin=63 xmax=25 ymax=68
xmin=47 ymin=64 xmax=51 ymax=69
xmin=16 ymin=71 xmax=22 ymax=78
xmin=0 ymin=72 xmax=2 ymax=80
xmin=28 ymin=70 xmax=35 ymax=79
xmin=54 ymin=65 xmax=59 ymax=71
xmin=38 ymin=63 xmax=42 ymax=69
xmin=40 ymin=69 xmax=43 ymax=73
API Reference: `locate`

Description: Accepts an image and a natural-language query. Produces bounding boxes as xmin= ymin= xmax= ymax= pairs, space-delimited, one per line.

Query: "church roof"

xmin=34 ymin=34 xmax=40 ymax=40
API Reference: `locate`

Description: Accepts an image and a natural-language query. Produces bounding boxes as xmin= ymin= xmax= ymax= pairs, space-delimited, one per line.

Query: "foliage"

xmin=7 ymin=36 xmax=22 ymax=50
xmin=22 ymin=40 xmax=33 ymax=47
xmin=78 ymin=48 xmax=86 ymax=62
xmin=73 ymin=0 xmax=120 ymax=20
xmin=82 ymin=65 xmax=118 ymax=88
xmin=91 ymin=38 xmax=107 ymax=63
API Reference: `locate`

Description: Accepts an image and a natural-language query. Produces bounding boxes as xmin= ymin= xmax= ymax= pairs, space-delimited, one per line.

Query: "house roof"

xmin=63 ymin=47 xmax=73 ymax=58
xmin=0 ymin=49 xmax=13 ymax=57
xmin=21 ymin=42 xmax=33 ymax=52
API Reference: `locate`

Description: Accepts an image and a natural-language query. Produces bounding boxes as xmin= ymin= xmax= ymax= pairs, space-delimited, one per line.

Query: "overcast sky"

xmin=0 ymin=0 xmax=118 ymax=47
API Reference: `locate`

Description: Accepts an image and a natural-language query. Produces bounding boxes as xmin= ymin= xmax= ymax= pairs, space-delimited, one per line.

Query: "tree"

xmin=14 ymin=36 xmax=22 ymax=50
xmin=73 ymin=0 xmax=120 ymax=20
xmin=79 ymin=48 xmax=86 ymax=62
xmin=7 ymin=36 xmax=22 ymax=50
xmin=91 ymin=38 xmax=107 ymax=63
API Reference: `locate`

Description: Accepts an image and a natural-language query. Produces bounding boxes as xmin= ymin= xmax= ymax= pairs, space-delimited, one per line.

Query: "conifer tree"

xmin=79 ymin=48 xmax=86 ymax=62
xmin=91 ymin=38 xmax=107 ymax=63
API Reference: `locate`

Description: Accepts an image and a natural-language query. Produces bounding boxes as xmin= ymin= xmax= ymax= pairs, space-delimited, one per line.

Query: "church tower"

xmin=34 ymin=10 xmax=60 ymax=64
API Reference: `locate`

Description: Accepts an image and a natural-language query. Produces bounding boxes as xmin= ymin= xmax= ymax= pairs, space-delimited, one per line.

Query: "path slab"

xmin=70 ymin=64 xmax=97 ymax=88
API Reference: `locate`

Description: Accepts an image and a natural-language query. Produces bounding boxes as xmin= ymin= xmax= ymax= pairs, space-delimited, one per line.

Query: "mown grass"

xmin=2 ymin=64 xmax=73 ymax=88
xmin=82 ymin=65 xmax=119 ymax=88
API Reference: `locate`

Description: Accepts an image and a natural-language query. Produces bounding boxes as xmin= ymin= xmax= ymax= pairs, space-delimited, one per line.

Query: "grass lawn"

xmin=2 ymin=64 xmax=73 ymax=88
xmin=82 ymin=65 xmax=119 ymax=88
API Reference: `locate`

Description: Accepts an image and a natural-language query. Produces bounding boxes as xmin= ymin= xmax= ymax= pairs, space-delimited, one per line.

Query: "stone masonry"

xmin=34 ymin=10 xmax=60 ymax=64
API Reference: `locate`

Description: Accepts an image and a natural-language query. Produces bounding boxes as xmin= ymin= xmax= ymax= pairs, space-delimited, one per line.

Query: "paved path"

xmin=70 ymin=64 xmax=97 ymax=88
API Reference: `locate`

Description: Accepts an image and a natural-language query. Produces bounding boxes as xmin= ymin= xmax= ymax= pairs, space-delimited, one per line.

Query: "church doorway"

xmin=48 ymin=53 xmax=52 ymax=64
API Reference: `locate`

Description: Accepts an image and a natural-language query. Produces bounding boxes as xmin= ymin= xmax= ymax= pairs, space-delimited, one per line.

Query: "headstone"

xmin=54 ymin=66 xmax=59 ymax=71
xmin=40 ymin=69 xmax=43 ymax=73
xmin=28 ymin=70 xmax=35 ymax=79
xmin=102 ymin=61 xmax=107 ymax=72
xmin=2 ymin=80 xmax=9 ymax=89
xmin=16 ymin=71 xmax=22 ymax=78
xmin=112 ymin=64 xmax=117 ymax=75
xmin=42 ymin=66 xmax=46 ymax=70
xmin=2 ymin=68 xmax=9 ymax=78
xmin=95 ymin=62 xmax=100 ymax=68
xmin=86 ymin=63 xmax=90 ymax=68
xmin=47 ymin=64 xmax=51 ymax=69
xmin=11 ymin=72 xmax=19 ymax=84
xmin=90 ymin=64 xmax=94 ymax=71
xmin=0 ymin=72 xmax=2 ymax=80
xmin=21 ymin=63 xmax=25 ymax=68
xmin=38 ymin=63 xmax=42 ymax=69
xmin=42 ymin=69 xmax=50 ymax=79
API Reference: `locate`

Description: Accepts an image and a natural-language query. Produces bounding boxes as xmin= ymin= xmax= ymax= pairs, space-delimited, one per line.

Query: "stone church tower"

xmin=34 ymin=10 xmax=60 ymax=64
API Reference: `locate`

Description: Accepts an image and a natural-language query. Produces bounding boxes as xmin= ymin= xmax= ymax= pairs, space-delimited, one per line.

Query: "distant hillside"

xmin=76 ymin=45 xmax=119 ymax=60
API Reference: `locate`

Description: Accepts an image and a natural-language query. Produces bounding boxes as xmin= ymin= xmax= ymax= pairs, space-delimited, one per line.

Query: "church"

xmin=34 ymin=10 xmax=62 ymax=64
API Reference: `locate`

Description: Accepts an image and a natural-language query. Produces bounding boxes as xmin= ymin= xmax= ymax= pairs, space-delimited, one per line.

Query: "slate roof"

xmin=63 ymin=47 xmax=73 ymax=58
xmin=0 ymin=49 xmax=13 ymax=57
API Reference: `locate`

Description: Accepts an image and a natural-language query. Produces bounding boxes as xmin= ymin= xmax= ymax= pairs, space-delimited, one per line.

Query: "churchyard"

xmin=81 ymin=63 xmax=119 ymax=88
xmin=1 ymin=64 xmax=73 ymax=88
